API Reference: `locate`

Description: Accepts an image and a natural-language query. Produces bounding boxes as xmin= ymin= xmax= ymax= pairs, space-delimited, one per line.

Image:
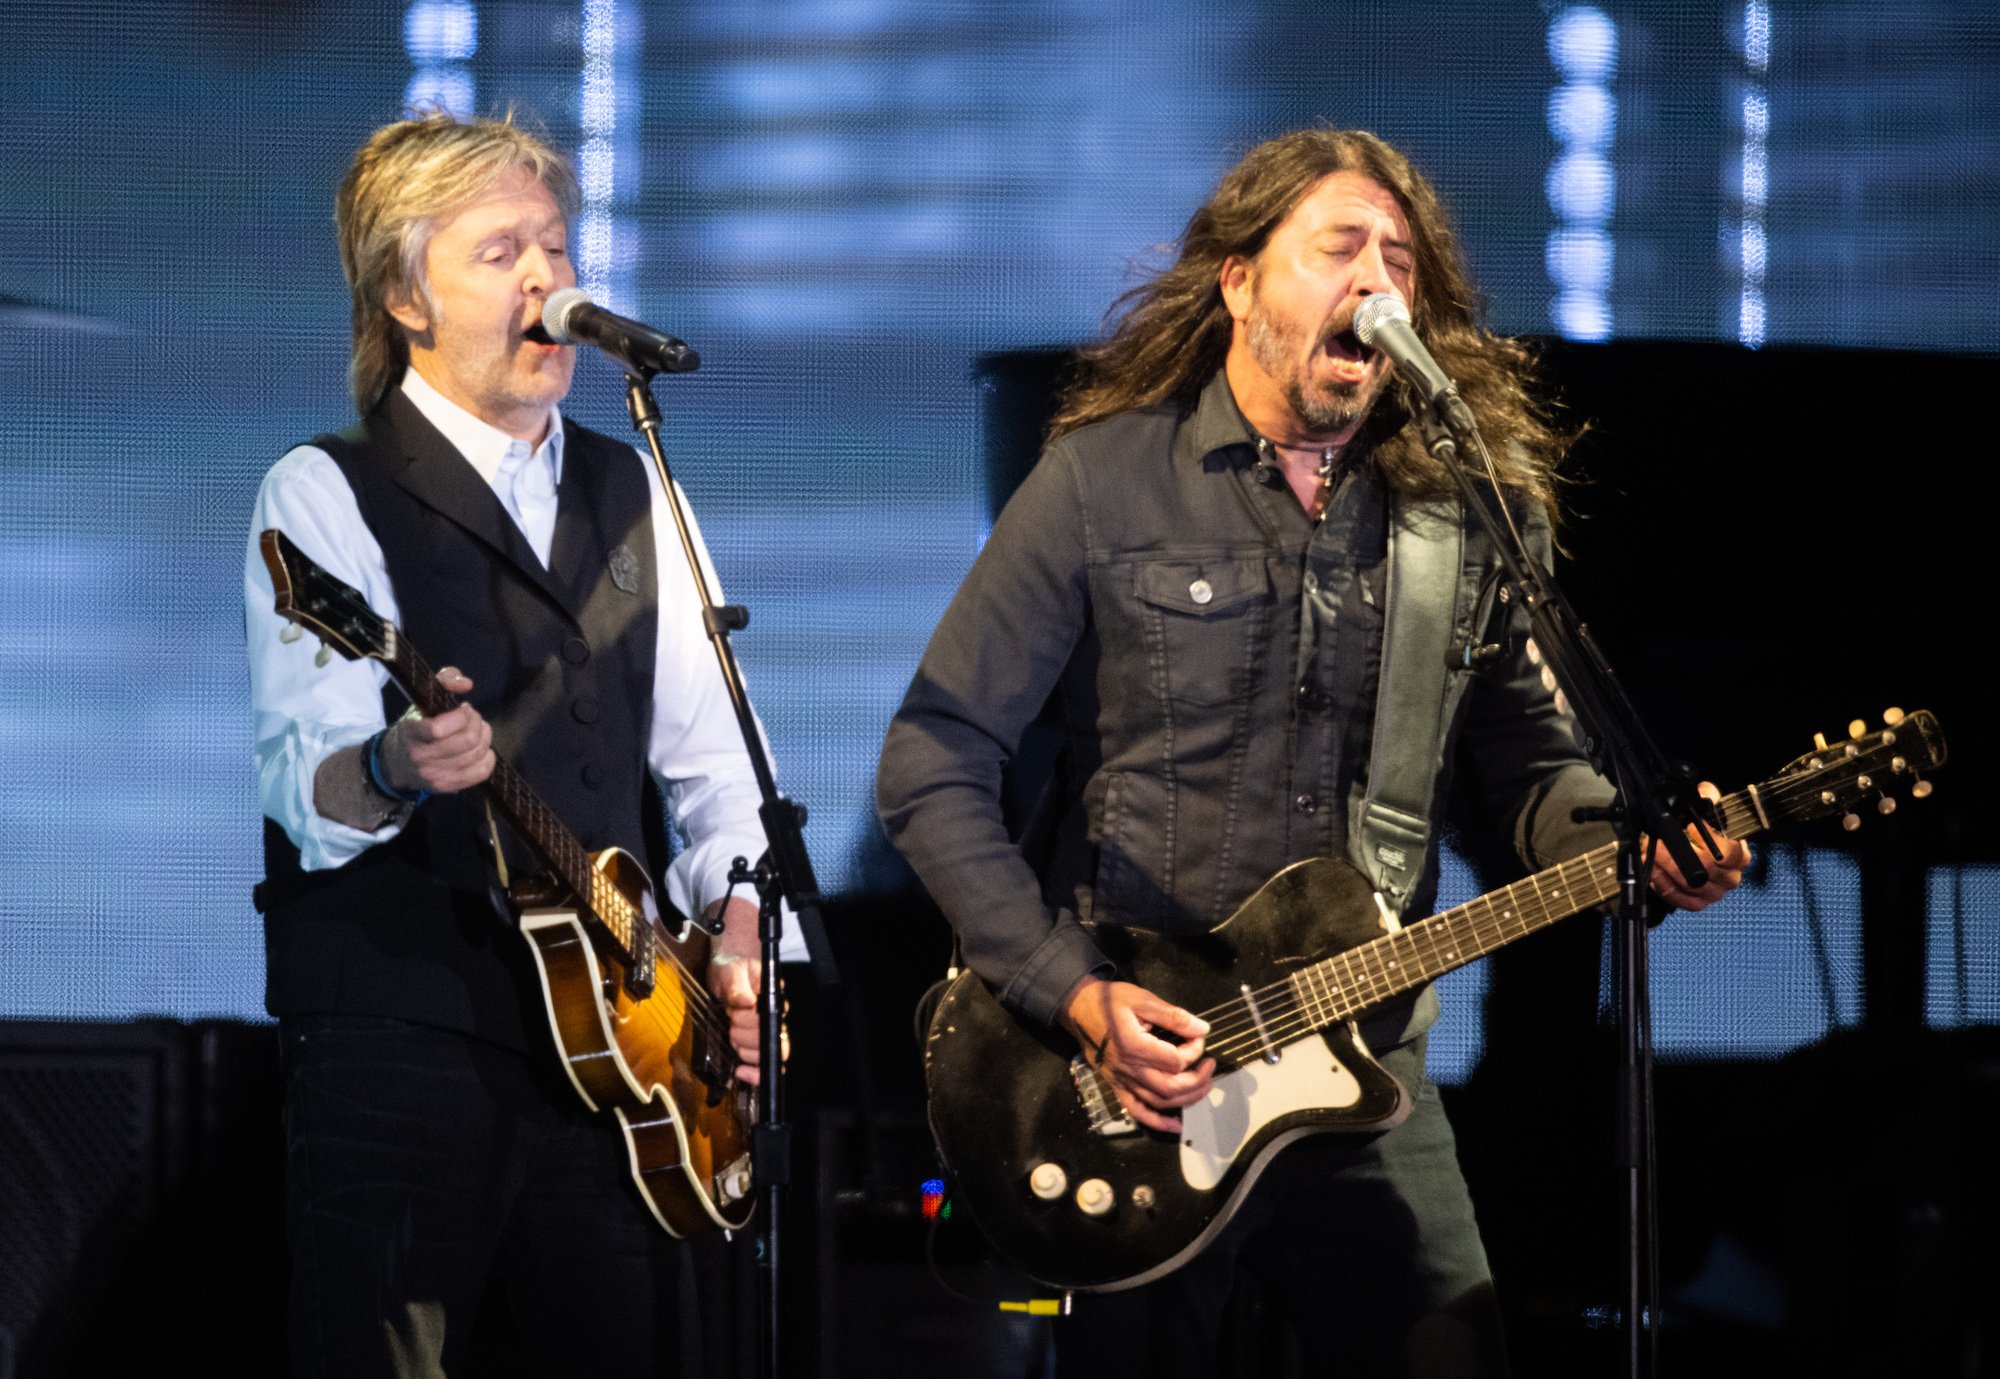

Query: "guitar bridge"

xmin=1070 ymin=1056 xmax=1138 ymax=1137
xmin=624 ymin=923 xmax=657 ymax=999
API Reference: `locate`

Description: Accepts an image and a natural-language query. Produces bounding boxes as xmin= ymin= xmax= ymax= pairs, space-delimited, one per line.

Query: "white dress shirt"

xmin=245 ymin=369 xmax=798 ymax=953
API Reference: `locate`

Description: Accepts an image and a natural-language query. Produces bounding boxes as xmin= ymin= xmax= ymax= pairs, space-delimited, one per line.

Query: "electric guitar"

xmin=924 ymin=714 xmax=1947 ymax=1291
xmin=261 ymin=528 xmax=754 ymax=1237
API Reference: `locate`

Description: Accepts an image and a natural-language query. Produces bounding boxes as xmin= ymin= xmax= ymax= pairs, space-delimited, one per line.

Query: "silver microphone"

xmin=1351 ymin=295 xmax=1463 ymax=423
xmin=542 ymin=287 xmax=700 ymax=376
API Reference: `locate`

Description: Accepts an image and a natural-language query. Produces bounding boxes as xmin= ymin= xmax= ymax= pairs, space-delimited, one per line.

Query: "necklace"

xmin=1257 ymin=436 xmax=1341 ymax=521
xmin=1314 ymin=448 xmax=1336 ymax=519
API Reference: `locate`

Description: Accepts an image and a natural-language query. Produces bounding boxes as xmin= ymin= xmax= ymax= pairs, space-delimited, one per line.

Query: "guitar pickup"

xmin=623 ymin=925 xmax=657 ymax=999
xmin=1070 ymin=1056 xmax=1138 ymax=1137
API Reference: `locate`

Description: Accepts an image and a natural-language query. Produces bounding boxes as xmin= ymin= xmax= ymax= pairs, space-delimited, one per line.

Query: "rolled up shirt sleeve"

xmin=877 ymin=439 xmax=1112 ymax=1028
xmin=245 ymin=446 xmax=402 ymax=870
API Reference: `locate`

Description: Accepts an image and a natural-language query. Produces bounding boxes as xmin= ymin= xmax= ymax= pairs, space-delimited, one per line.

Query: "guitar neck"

xmin=384 ymin=639 xmax=644 ymax=961
xmin=1294 ymin=789 xmax=1766 ymax=1024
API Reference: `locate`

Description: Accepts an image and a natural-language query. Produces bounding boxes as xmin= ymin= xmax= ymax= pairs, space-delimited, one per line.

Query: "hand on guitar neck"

xmin=1647 ymin=781 xmax=1752 ymax=911
xmin=309 ymin=663 xmax=784 ymax=1083
xmin=1058 ymin=975 xmax=1215 ymax=1133
xmin=312 ymin=666 xmax=495 ymax=830
xmin=1053 ymin=785 xmax=1749 ymax=1136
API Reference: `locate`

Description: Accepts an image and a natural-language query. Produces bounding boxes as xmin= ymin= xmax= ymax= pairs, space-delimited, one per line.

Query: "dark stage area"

xmin=4 ymin=338 xmax=1993 ymax=1377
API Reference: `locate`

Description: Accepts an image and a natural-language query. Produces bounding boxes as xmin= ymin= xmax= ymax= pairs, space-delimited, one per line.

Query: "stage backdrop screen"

xmin=2 ymin=1 xmax=1993 ymax=1060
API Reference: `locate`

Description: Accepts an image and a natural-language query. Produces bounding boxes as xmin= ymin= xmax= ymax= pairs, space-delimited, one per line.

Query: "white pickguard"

xmin=1179 ymin=1031 xmax=1364 ymax=1191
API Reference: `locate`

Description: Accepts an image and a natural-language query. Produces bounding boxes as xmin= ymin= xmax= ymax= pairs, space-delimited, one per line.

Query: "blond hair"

xmin=334 ymin=112 xmax=581 ymax=414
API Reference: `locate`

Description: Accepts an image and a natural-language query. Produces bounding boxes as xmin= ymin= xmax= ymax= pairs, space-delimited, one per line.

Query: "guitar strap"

xmin=1354 ymin=498 xmax=1465 ymax=915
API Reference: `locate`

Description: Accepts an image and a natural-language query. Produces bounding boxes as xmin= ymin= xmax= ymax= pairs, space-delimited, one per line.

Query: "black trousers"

xmin=280 ymin=1015 xmax=704 ymax=1378
xmin=1052 ymin=1035 xmax=1507 ymax=1379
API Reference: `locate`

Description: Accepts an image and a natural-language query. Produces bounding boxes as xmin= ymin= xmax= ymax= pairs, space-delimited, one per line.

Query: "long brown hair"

xmin=1050 ymin=129 xmax=1570 ymax=511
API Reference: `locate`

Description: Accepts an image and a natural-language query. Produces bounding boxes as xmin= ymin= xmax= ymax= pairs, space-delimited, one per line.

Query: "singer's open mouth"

xmin=1327 ymin=328 xmax=1370 ymax=363
xmin=523 ymin=322 xmax=557 ymax=346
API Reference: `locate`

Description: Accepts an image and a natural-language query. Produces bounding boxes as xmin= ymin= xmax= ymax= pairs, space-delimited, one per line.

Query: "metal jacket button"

xmin=571 ymin=696 xmax=600 ymax=724
xmin=1295 ymin=793 xmax=1317 ymax=815
xmin=1189 ymin=578 xmax=1213 ymax=605
xmin=562 ymin=636 xmax=590 ymax=666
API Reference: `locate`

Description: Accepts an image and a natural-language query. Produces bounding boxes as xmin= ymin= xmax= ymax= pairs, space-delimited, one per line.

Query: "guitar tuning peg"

xmin=1877 ymin=796 xmax=1898 ymax=816
xmin=279 ymin=620 xmax=303 ymax=644
xmin=1813 ymin=732 xmax=1830 ymax=751
xmin=1848 ymin=719 xmax=1868 ymax=740
xmin=1912 ymin=777 xmax=1934 ymax=799
xmin=314 ymin=645 xmax=332 ymax=668
xmin=1883 ymin=706 xmax=1906 ymax=726
xmin=1842 ymin=812 xmax=1861 ymax=832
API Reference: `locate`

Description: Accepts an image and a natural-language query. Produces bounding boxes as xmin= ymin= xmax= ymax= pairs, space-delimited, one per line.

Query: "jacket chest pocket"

xmin=1130 ymin=557 xmax=1272 ymax=709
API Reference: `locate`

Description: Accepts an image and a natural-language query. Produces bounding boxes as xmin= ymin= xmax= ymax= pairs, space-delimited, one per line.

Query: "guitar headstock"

xmin=1758 ymin=708 xmax=1946 ymax=833
xmin=260 ymin=528 xmax=396 ymax=666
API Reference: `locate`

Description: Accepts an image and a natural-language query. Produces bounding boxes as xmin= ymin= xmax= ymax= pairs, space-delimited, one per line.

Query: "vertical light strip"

xmin=403 ymin=0 xmax=478 ymax=117
xmin=1737 ymin=1 xmax=1771 ymax=347
xmin=1545 ymin=7 xmax=1619 ymax=341
xmin=577 ymin=0 xmax=639 ymax=313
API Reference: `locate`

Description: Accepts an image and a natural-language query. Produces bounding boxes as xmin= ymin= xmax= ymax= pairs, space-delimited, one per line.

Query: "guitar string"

xmin=1202 ymin=742 xmax=1915 ymax=1066
xmin=1189 ymin=847 xmax=1606 ymax=1066
xmin=1193 ymin=781 xmax=1799 ymax=1063
xmin=1198 ymin=752 xmax=1887 ymax=1054
xmin=1078 ymin=737 xmax=1928 ymax=1107
xmin=1191 ymin=795 xmax=1728 ymax=1053
xmin=482 ymin=737 xmax=737 ymax=1048
xmin=1108 ymin=743 xmax=1912 ymax=1082
xmin=1198 ymin=846 xmax=1621 ymax=1066
xmin=285 ymin=561 xmax=750 ymax=1088
xmin=388 ymin=614 xmax=740 ymax=1050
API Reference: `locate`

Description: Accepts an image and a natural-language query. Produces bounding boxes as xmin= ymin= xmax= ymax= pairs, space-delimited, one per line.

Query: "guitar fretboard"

xmin=1288 ymin=790 xmax=1760 ymax=1028
xmin=386 ymin=633 xmax=647 ymax=966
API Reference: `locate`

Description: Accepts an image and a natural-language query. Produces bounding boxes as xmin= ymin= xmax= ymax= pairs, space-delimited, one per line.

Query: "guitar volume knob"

xmin=1029 ymin=1162 xmax=1067 ymax=1201
xmin=1075 ymin=1178 xmax=1115 ymax=1216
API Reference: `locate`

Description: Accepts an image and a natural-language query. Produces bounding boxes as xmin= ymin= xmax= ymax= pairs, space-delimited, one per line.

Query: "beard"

xmin=1246 ymin=296 xmax=1376 ymax=436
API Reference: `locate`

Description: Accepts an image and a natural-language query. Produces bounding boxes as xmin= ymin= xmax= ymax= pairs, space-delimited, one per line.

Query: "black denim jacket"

xmin=878 ymin=370 xmax=1610 ymax=1040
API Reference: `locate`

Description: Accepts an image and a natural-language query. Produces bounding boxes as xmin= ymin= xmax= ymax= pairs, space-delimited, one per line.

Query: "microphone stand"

xmin=1413 ymin=397 xmax=1720 ymax=1379
xmin=619 ymin=365 xmax=839 ymax=1379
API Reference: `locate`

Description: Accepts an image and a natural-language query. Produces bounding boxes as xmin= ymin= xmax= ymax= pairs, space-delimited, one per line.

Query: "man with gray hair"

xmin=245 ymin=112 xmax=770 ymax=1375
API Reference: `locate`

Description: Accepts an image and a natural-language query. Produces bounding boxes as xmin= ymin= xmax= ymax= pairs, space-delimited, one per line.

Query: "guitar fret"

xmin=1339 ymin=944 xmax=1377 ymax=1017
xmin=1366 ymin=935 xmax=1401 ymax=1004
xmin=267 ymin=535 xmax=732 ymax=1062
xmin=1290 ymin=965 xmax=1328 ymax=1029
xmin=1417 ymin=920 xmax=1443 ymax=980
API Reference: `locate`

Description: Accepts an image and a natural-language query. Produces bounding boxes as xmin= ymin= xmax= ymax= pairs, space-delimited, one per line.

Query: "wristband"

xmin=364 ymin=727 xmax=430 ymax=807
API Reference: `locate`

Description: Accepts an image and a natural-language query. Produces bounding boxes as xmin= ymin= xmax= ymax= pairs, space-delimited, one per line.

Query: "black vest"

xmin=260 ymin=388 xmax=660 ymax=1048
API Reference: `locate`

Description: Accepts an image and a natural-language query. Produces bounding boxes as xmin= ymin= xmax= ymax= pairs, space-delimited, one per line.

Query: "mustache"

xmin=1318 ymin=309 xmax=1371 ymax=359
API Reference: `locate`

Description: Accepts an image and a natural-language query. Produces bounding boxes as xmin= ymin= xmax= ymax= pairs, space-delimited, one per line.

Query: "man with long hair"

xmin=878 ymin=129 xmax=1745 ymax=1375
xmin=244 ymin=113 xmax=773 ymax=1376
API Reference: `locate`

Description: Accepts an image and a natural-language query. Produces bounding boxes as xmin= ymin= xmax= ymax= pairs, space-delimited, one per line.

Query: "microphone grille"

xmin=1352 ymin=294 xmax=1411 ymax=346
xmin=542 ymin=287 xmax=592 ymax=344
